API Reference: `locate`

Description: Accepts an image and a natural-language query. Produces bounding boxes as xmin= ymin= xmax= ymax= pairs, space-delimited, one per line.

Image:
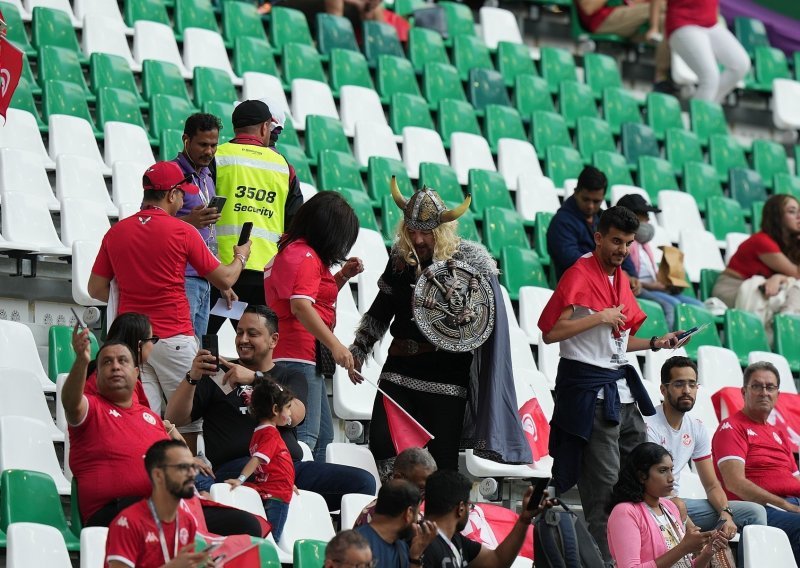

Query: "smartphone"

xmin=70 ymin=307 xmax=87 ymax=330
xmin=675 ymin=326 xmax=698 ymax=341
xmin=207 ymin=196 xmax=226 ymax=214
xmin=714 ymin=518 xmax=727 ymax=531
xmin=202 ymin=334 xmax=219 ymax=372
xmin=237 ymin=222 xmax=253 ymax=246
xmin=527 ymin=477 xmax=551 ymax=512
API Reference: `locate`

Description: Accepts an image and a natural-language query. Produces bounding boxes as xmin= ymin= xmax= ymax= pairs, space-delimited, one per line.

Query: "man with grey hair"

xmin=324 ymin=530 xmax=373 ymax=568
xmin=712 ymin=361 xmax=800 ymax=564
xmin=354 ymin=447 xmax=437 ymax=528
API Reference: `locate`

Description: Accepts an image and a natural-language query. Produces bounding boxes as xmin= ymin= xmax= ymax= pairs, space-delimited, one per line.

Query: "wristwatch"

xmin=409 ymin=558 xmax=422 ymax=565
xmin=185 ymin=372 xmax=200 ymax=386
xmin=254 ymin=371 xmax=265 ymax=382
xmin=650 ymin=336 xmax=662 ymax=352
xmin=720 ymin=506 xmax=734 ymax=519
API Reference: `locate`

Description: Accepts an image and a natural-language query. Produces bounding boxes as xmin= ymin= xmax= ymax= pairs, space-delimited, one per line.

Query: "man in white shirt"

xmin=646 ymin=356 xmax=766 ymax=562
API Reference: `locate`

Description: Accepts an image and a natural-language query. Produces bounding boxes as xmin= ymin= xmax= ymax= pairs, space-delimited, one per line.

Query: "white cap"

xmin=258 ymin=96 xmax=287 ymax=129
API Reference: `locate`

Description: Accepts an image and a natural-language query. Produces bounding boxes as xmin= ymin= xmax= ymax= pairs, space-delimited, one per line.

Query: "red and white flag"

xmin=0 ymin=10 xmax=23 ymax=125
xmin=518 ymin=397 xmax=551 ymax=461
xmin=463 ymin=503 xmax=535 ymax=559
xmin=383 ymin=394 xmax=434 ymax=454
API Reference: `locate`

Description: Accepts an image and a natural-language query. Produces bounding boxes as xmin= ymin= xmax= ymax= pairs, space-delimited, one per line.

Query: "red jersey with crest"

xmin=244 ymin=424 xmax=294 ymax=502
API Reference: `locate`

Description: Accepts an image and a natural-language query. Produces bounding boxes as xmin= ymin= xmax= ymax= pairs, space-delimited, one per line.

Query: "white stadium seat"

xmin=516 ymin=174 xmax=560 ymax=222
xmin=0 ymin=320 xmax=57 ymax=392
xmin=48 ymin=115 xmax=110 ymax=176
xmin=1 ymin=192 xmax=71 ymax=258
xmin=772 ymin=79 xmax=800 ymax=131
xmin=340 ymin=493 xmax=376 ymax=530
xmin=479 ymin=7 xmax=523 ymax=49
xmin=133 ymin=21 xmax=191 ymax=78
xmin=450 ymin=133 xmax=496 ymax=185
xmin=243 ymin=73 xmax=291 ymax=116
xmin=518 ymin=286 xmax=554 ymax=345
xmin=0 ymin=415 xmax=70 ymax=494
xmin=339 ymin=85 xmax=388 ymax=138
xmin=353 ymin=122 xmax=401 ymax=169
xmin=60 ymin=198 xmax=111 ymax=248
xmin=402 ymin=127 xmax=448 ymax=179
xmin=498 ymin=139 xmax=543 ymax=191
xmin=72 ymin=240 xmax=106 ymax=306
xmin=79 ymin=527 xmax=109 ymax=568
xmin=183 ymin=27 xmax=241 ymax=85
xmin=277 ymin=490 xmax=335 ymax=555
xmin=55 ymin=155 xmax=118 ymax=217
xmin=7 ymin=523 xmax=72 ymax=568
xmin=679 ymin=229 xmax=725 ymax=283
xmin=111 ymin=161 xmax=149 ymax=210
xmin=748 ymin=351 xmax=797 ymax=394
xmin=326 ymin=443 xmax=381 ymax=493
xmin=104 ymin=122 xmax=155 ymax=169
xmin=82 ymin=14 xmax=136 ymax=68
xmin=0 ymin=147 xmax=60 ymax=211
xmin=657 ymin=190 xmax=704 ymax=243
xmin=290 ymin=79 xmax=338 ymax=131
xmin=697 ymin=346 xmax=743 ymax=407
xmin=743 ymin=525 xmax=798 ymax=568
xmin=0 ymin=367 xmax=64 ymax=441
xmin=0 ymin=109 xmax=55 ymax=170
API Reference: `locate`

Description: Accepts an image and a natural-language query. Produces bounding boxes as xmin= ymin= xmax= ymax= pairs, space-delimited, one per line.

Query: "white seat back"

xmin=340 ymin=493 xmax=375 ymax=530
xmin=105 ymin=123 xmax=155 ymax=169
xmin=498 ymin=139 xmax=542 ymax=191
xmin=290 ymin=79 xmax=338 ymax=130
xmin=82 ymin=14 xmax=136 ymax=69
xmin=518 ymin=286 xmax=553 ymax=345
xmin=332 ymin=311 xmax=378 ymax=420
xmin=724 ymin=232 xmax=749 ymax=263
xmin=133 ymin=20 xmax=191 ymax=77
xmin=243 ymin=73 xmax=291 ymax=119
xmin=402 ymin=127 xmax=448 ymax=179
xmin=450 ymin=133 xmax=496 ymax=185
xmin=7 ymin=523 xmax=72 ymax=568
xmin=0 ymin=415 xmax=70 ymax=494
xmin=2 ymin=192 xmax=70 ymax=256
xmin=679 ymin=229 xmax=725 ymax=283
xmin=0 ymin=147 xmax=60 ymax=210
xmin=0 ymin=367 xmax=64 ymax=441
xmin=354 ymin=122 xmax=401 ymax=168
xmin=72 ymin=240 xmax=105 ymax=306
xmin=772 ymin=78 xmax=800 ymax=131
xmin=743 ymin=525 xmax=798 ymax=568
xmin=0 ymin=321 xmax=56 ymax=391
xmin=517 ymin=174 xmax=559 ymax=222
xmin=697 ymin=346 xmax=743 ymax=397
xmin=325 ymin=443 xmax=380 ymax=493
xmin=55 ymin=154 xmax=117 ymax=216
xmin=61 ymin=198 xmax=111 ymax=248
xmin=348 ymin=229 xmax=389 ymax=273
xmin=657 ymin=190 xmax=704 ymax=243
xmin=340 ymin=85 xmax=388 ymax=138
xmin=610 ymin=185 xmax=651 ymax=205
xmin=643 ymin=347 xmax=688 ymax=383
xmin=49 ymin=115 xmax=110 ymax=175
xmin=0 ymin=109 xmax=55 ymax=169
xmin=536 ymin=331 xmax=559 ymax=390
xmin=209 ymin=483 xmax=267 ymax=519
xmin=183 ymin=28 xmax=239 ymax=84
xmin=479 ymin=7 xmax=523 ymax=49
xmin=111 ymin=161 xmax=149 ymax=209
xmin=79 ymin=527 xmax=109 ymax=568
xmin=748 ymin=351 xmax=797 ymax=394
xmin=277 ymin=490 xmax=336 ymax=553
xmin=356 ymin=269 xmax=382 ymax=314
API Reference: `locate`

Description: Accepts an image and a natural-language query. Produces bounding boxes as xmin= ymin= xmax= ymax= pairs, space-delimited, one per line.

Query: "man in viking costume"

xmin=349 ymin=179 xmax=531 ymax=475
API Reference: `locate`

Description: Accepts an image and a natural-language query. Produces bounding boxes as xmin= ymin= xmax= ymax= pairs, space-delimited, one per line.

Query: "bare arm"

xmin=648 ymin=0 xmax=662 ymax=33
xmin=334 ymin=257 xmax=364 ymax=290
xmin=695 ymin=458 xmax=736 ymax=537
xmin=469 ymin=488 xmax=537 ymax=568
xmin=87 ymin=273 xmax=111 ymax=302
xmin=290 ymin=298 xmax=354 ymax=370
xmin=542 ymin=305 xmax=620 ymax=343
xmin=718 ymin=460 xmax=800 ymax=512
xmin=226 ymin=456 xmax=262 ymax=487
xmin=574 ymin=0 xmax=608 ymax=16
xmin=627 ymin=331 xmax=681 ymax=352
xmin=62 ymin=327 xmax=91 ymax=426
xmin=758 ymin=252 xmax=800 ymax=278
xmin=204 ymin=241 xmax=251 ymax=291
xmin=164 ymin=349 xmax=217 ymax=427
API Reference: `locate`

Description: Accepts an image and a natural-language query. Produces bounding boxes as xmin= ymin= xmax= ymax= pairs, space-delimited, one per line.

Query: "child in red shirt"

xmin=226 ymin=379 xmax=295 ymax=541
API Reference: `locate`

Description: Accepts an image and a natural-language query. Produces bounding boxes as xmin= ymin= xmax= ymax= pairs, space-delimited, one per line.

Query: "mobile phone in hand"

xmin=237 ymin=222 xmax=253 ymax=246
xmin=527 ymin=477 xmax=551 ymax=512
xmin=675 ymin=326 xmax=698 ymax=341
xmin=714 ymin=518 xmax=727 ymax=531
xmin=70 ymin=307 xmax=87 ymax=330
xmin=201 ymin=334 xmax=219 ymax=372
xmin=207 ymin=196 xmax=226 ymax=214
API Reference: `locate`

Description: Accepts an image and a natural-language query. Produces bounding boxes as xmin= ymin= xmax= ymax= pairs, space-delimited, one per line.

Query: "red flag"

xmin=462 ymin=503 xmax=534 ymax=559
xmin=0 ymin=35 xmax=23 ymax=124
xmin=518 ymin=398 xmax=550 ymax=461
xmin=221 ymin=542 xmax=261 ymax=567
xmin=383 ymin=394 xmax=434 ymax=454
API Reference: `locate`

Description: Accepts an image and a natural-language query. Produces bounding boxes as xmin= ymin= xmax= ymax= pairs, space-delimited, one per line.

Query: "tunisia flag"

xmin=463 ymin=503 xmax=534 ymax=559
xmin=221 ymin=542 xmax=261 ymax=567
xmin=0 ymin=14 xmax=22 ymax=125
xmin=383 ymin=393 xmax=434 ymax=454
xmin=518 ymin=398 xmax=550 ymax=461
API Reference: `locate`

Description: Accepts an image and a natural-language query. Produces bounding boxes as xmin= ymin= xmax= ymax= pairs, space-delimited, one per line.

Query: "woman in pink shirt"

xmin=648 ymin=0 xmax=749 ymax=102
xmin=607 ymin=442 xmax=726 ymax=568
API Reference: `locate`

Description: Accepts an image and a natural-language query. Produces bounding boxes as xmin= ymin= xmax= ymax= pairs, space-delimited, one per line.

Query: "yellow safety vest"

xmin=214 ymin=142 xmax=290 ymax=271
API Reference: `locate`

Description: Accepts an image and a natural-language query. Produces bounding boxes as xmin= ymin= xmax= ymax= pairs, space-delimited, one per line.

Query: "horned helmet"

xmin=390 ymin=177 xmax=471 ymax=231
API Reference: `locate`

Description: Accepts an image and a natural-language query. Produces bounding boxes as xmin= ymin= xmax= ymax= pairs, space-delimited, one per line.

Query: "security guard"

xmin=208 ymin=100 xmax=303 ymax=332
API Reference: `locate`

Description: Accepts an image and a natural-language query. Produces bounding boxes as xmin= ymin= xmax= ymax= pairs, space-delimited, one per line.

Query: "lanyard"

xmin=437 ymin=529 xmax=463 ymax=568
xmin=148 ymin=498 xmax=180 ymax=564
xmin=647 ymin=504 xmax=692 ymax=566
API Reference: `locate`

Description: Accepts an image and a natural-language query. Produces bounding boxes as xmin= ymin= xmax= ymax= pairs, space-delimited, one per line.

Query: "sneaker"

xmin=653 ymin=79 xmax=680 ymax=96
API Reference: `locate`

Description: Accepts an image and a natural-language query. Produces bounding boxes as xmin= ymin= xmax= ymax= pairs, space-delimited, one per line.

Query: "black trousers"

xmin=207 ymin=269 xmax=267 ymax=333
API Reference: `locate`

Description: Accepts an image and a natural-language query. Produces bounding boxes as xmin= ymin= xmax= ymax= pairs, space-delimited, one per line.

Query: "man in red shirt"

xmin=712 ymin=361 xmax=800 ymax=563
xmin=106 ymin=440 xmax=208 ymax=568
xmin=88 ymin=161 xmax=251 ymax=445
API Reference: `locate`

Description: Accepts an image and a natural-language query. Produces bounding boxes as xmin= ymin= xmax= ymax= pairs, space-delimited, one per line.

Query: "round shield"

xmin=412 ymin=259 xmax=495 ymax=352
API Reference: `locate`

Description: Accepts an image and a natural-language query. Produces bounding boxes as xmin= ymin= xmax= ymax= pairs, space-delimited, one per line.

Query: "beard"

xmin=398 ymin=523 xmax=416 ymax=542
xmin=167 ymin=477 xmax=196 ymax=499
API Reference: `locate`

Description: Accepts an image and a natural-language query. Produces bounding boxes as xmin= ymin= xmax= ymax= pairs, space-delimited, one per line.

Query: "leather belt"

xmin=388 ymin=338 xmax=437 ymax=356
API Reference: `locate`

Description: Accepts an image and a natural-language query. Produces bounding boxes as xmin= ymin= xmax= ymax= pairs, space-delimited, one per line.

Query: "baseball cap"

xmin=616 ymin=193 xmax=661 ymax=214
xmin=142 ymin=162 xmax=199 ymax=194
xmin=232 ymin=99 xmax=272 ymax=129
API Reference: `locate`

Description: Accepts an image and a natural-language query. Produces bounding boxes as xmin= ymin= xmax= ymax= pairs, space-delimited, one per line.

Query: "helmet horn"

xmin=390 ymin=176 xmax=407 ymax=210
xmin=440 ymin=194 xmax=472 ymax=223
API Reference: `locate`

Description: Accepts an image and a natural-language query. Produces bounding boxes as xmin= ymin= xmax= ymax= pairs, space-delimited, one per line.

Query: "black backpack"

xmin=533 ymin=501 xmax=605 ymax=568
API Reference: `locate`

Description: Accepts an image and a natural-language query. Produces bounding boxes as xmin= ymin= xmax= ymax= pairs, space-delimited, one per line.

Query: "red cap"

xmin=142 ymin=162 xmax=200 ymax=194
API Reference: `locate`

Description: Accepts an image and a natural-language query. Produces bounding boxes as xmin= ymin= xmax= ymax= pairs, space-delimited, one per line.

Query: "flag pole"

xmin=352 ymin=370 xmax=435 ymax=440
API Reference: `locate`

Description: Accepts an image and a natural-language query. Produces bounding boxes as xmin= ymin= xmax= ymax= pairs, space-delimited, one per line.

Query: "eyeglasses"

xmin=161 ymin=463 xmax=198 ymax=473
xmin=463 ymin=501 xmax=475 ymax=511
xmin=144 ymin=336 xmax=160 ymax=345
xmin=666 ymin=381 xmax=699 ymax=390
xmin=332 ymin=560 xmax=377 ymax=568
xmin=747 ymin=383 xmax=779 ymax=393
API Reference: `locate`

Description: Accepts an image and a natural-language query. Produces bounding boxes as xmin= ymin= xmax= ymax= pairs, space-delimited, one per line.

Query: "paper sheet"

xmin=210 ymin=299 xmax=248 ymax=320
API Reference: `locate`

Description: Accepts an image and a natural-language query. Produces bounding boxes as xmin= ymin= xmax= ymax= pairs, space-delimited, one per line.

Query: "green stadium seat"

xmin=774 ymin=173 xmax=800 ymax=200
xmin=500 ymin=247 xmax=548 ymax=299
xmin=142 ymin=60 xmax=193 ymax=104
xmin=545 ymin=146 xmax=583 ymax=189
xmin=709 ymin=134 xmax=747 ymax=181
xmin=706 ymin=196 xmax=747 ymax=241
xmin=774 ymin=314 xmax=800 ymax=372
xmin=393 ymin=0 xmax=426 ymax=17
xmin=468 ymin=170 xmax=515 ymax=216
xmin=584 ymin=53 xmax=623 ymax=99
xmin=534 ymin=211 xmax=554 ymax=266
xmin=645 ymin=92 xmax=683 ymax=141
xmin=330 ymin=49 xmax=374 ymax=96
xmin=593 ymin=151 xmax=633 ymax=189
xmin=368 ymin=156 xmax=413 ymax=204
xmin=699 ymin=268 xmax=721 ymax=301
xmin=576 ymin=116 xmax=615 ymax=164
xmin=159 ymin=128 xmax=184 ymax=160
xmin=418 ymin=163 xmax=466 ymax=204
xmin=283 ymin=43 xmax=326 ymax=84
xmin=316 ymin=13 xmax=358 ymax=57
xmin=423 ymin=63 xmax=466 ymax=110
xmin=734 ymin=17 xmax=770 ymax=57
xmin=0 ymin=470 xmax=80 ymax=551
xmin=318 ymin=149 xmax=366 ymax=194
xmin=90 ymin=53 xmax=145 ymax=108
xmin=438 ymin=99 xmax=481 ymax=148
xmin=97 ymin=87 xmax=147 ymax=132
xmin=149 ymin=94 xmax=196 ymax=142
xmin=174 ymin=0 xmax=217 ymax=41
xmin=483 ymin=207 xmax=529 ymax=257
xmin=193 ymin=67 xmax=236 ymax=107
xmin=363 ymin=21 xmax=404 ymax=67
xmin=9 ymin=79 xmax=46 ymax=131
xmin=749 ymin=46 xmax=791 ymax=91
xmin=0 ymin=1 xmax=35 ymax=58
xmin=484 ymin=105 xmax=526 ymax=152
xmin=390 ymin=93 xmax=434 ymax=134
xmin=305 ymin=115 xmax=350 ymax=164
xmin=48 ymin=326 xmax=99 ymax=381
xmin=38 ymin=45 xmax=92 ymax=101
xmin=558 ymin=81 xmax=598 ymax=128
xmin=278 ymin=144 xmax=314 ymax=185
xmin=729 ymin=167 xmax=767 ymax=211
xmin=795 ymin=52 xmax=800 ymax=81
xmin=514 ymin=75 xmax=555 ymax=115
xmin=638 ymin=156 xmax=679 ymax=201
xmin=497 ymin=41 xmax=536 ymax=87
xmin=336 ymin=187 xmax=379 ymax=231
xmin=440 ymin=1 xmax=476 ymax=45
xmin=635 ymin=299 xmax=669 ymax=338
xmin=377 ymin=55 xmax=420 ymax=104
xmin=752 ymin=139 xmax=789 ymax=190
xmin=690 ymin=99 xmax=728 ymax=145
xmin=124 ymin=0 xmax=169 ymax=26
xmin=32 ymin=7 xmax=86 ymax=63
xmin=280 ymin=117 xmax=301 ymax=148
xmin=20 ymin=52 xmax=40 ymax=97
xmin=223 ymin=1 xmax=268 ymax=49
xmin=665 ymin=128 xmax=703 ymax=174
xmin=533 ymin=109 xmax=571 ymax=152
xmin=271 ymin=8 xmax=313 ymax=51
xmin=683 ymin=162 xmax=724 ymax=214
xmin=725 ymin=309 xmax=769 ymax=366
xmin=294 ymin=539 xmax=327 ymax=568
xmin=381 ymin=194 xmax=403 ymax=245
xmin=674 ymin=303 xmax=721 ymax=359
xmin=42 ymin=79 xmax=101 ymax=135
xmin=751 ymin=201 xmax=764 ymax=232
xmin=408 ymin=27 xmax=449 ymax=73
xmin=540 ymin=46 xmax=578 ymax=94
xmin=621 ymin=122 xmax=659 ymax=169
xmin=469 ymin=68 xmax=511 ymax=114
xmin=202 ymin=101 xmax=235 ymax=138
xmin=234 ymin=37 xmax=280 ymax=78
xmin=602 ymin=87 xmax=643 ymax=136
xmin=453 ymin=34 xmax=493 ymax=82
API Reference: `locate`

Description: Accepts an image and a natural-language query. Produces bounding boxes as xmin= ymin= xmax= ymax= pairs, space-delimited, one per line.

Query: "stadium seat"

xmin=193 ymin=67 xmax=237 ymax=109
xmin=690 ymin=99 xmax=728 ymax=145
xmin=291 ymin=79 xmax=338 ymax=131
xmin=79 ymin=527 xmax=108 ymax=568
xmin=330 ymin=49 xmax=374 ymax=96
xmin=96 ymin=87 xmax=147 ymax=134
xmin=742 ymin=525 xmax=798 ymax=568
xmin=706 ymin=196 xmax=747 ymax=243
xmin=278 ymin=144 xmax=314 ymax=185
xmin=318 ymin=150 xmax=366 ymax=194
xmin=183 ymin=28 xmax=240 ymax=85
xmin=55 ymin=155 xmax=117 ymax=217
xmin=31 ymin=7 xmax=85 ymax=62
xmin=148 ymin=94 xmax=196 ymax=148
xmin=639 ymin=157 xmax=679 ymax=202
xmin=159 ymin=129 xmax=184 ymax=161
xmin=683 ymin=162 xmax=724 ymax=214
xmin=82 ymin=12 xmax=137 ymax=70
xmin=531 ymin=110 xmax=572 ymax=156
xmin=734 ymin=16 xmax=770 ymax=57
xmin=362 ymin=21 xmax=404 ymax=67
xmin=453 ymin=34 xmax=494 ymax=82
xmin=418 ymin=163 xmax=466 ymax=204
xmin=516 ymin=174 xmax=560 ymax=223
xmin=242 ymin=73 xmax=289 ymax=114
xmin=559 ymin=81 xmax=598 ymax=128
xmin=294 ymin=539 xmax=327 ymax=568
xmin=277 ymin=491 xmax=336 ymax=555
xmin=515 ymin=75 xmax=555 ymax=115
xmin=422 ymin=62 xmax=466 ymax=110
xmin=450 ymin=133 xmax=496 ymax=185
xmin=749 ymin=46 xmax=791 ymax=91
xmin=643 ymin=346 xmax=688 ymax=383
xmin=209 ymin=483 xmax=267 ymax=520
xmin=540 ymin=46 xmax=578 ymax=93
xmin=751 ymin=139 xmax=789 ymax=189
xmin=497 ymin=139 xmax=542 ymax=191
xmin=479 ymin=188 xmax=519 ymax=235
xmin=678 ymin=228 xmax=725 ymax=283
xmin=468 ymin=68 xmax=510 ymax=114
xmin=602 ymin=87 xmax=643 ymax=136
xmin=773 ymin=79 xmax=800 ymax=130
xmin=39 ymin=45 xmax=92 ymax=101
xmin=729 ymin=168 xmax=767 ymax=212
xmin=60 ymin=198 xmax=111 ymax=248
xmin=335 ymin=188 xmax=379 ymax=232
xmin=367 ymin=156 xmax=412 ymax=204
xmin=1 ymin=191 xmax=71 ymax=259
xmin=0 ymin=416 xmax=70 ymax=494
xmin=748 ymin=351 xmax=797 ymax=394
xmin=111 ymin=161 xmax=150 ymax=212
xmin=142 ymin=60 xmax=193 ymax=105
xmin=124 ymin=0 xmax=168 ymax=26
xmin=234 ymin=38 xmax=280 ymax=78
xmin=497 ymin=42 xmax=536 ymax=87
xmin=317 ymin=13 xmax=358 ymax=57
xmin=390 ymin=93 xmax=434 ymax=134
xmin=709 ymin=134 xmax=747 ymax=181
xmin=9 ymin=77 xmax=45 ymax=131
xmin=545 ymin=146 xmax=583 ymax=190
xmin=484 ymin=105 xmax=526 ymax=152
xmin=621 ymin=122 xmax=658 ymax=169
xmin=133 ymin=20 xmax=191 ymax=79
xmin=408 ymin=27 xmax=449 ymax=73
xmin=697 ymin=346 xmax=744 ymax=402
xmin=325 ymin=443 xmax=380 ymax=492
xmin=340 ymin=494 xmax=375 ymax=530
xmin=90 ymin=53 xmax=144 ymax=109
xmin=43 ymin=81 xmax=101 ymax=137
xmin=635 ymin=299 xmax=669 ymax=338
xmin=576 ymin=116 xmax=616 ymax=164
xmin=774 ymin=173 xmax=800 ymax=200
xmin=440 ymin=1 xmax=476 ymax=43
xmin=0 ymin=367 xmax=63 ymax=441
xmin=518 ymin=286 xmax=553 ymax=344
xmin=283 ymin=43 xmax=326 ymax=86
xmin=593 ymin=151 xmax=633 ymax=189
xmin=674 ymin=306 xmax=722 ymax=360
xmin=773 ymin=314 xmax=800 ymax=373
xmin=664 ymin=128 xmax=703 ymax=175
xmin=1 ymin=1 xmax=34 ymax=57
xmin=6 ymin=523 xmax=72 ymax=567
xmin=380 ymin=195 xmax=402 ymax=244
xmin=698 ymin=268 xmax=721 ymax=301
xmin=645 ymin=92 xmax=683 ymax=141
xmin=376 ymin=55 xmax=420 ymax=104
xmin=533 ymin=211 xmax=554 ymax=266
xmin=657 ymin=189 xmax=704 ymax=242
xmin=438 ymin=99 xmax=481 ymax=148
xmin=353 ymin=121 xmax=400 ymax=168
xmin=270 ymin=7 xmax=313 ymax=52
xmin=223 ymin=1 xmax=268 ymax=49
xmin=479 ymin=6 xmax=523 ymax=49
xmin=0 ymin=147 xmax=59 ymax=211
xmin=104 ymin=124 xmax=154 ymax=173
xmin=305 ymin=116 xmax=349 ymax=165
xmin=499 ymin=247 xmax=547 ymax=296
xmin=584 ymin=53 xmax=623 ymax=99
xmin=402 ymin=127 xmax=448 ymax=179
xmin=173 ymin=0 xmax=217 ymax=41
xmin=0 ymin=320 xmax=56 ymax=392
